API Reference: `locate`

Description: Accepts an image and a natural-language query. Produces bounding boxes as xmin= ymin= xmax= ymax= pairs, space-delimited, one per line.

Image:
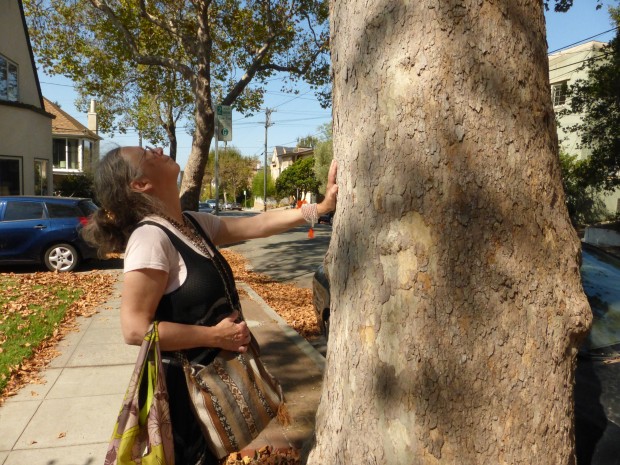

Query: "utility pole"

xmin=263 ymin=108 xmax=275 ymax=212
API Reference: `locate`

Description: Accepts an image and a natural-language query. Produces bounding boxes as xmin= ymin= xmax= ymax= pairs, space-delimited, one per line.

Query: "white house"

xmin=270 ymin=145 xmax=314 ymax=181
xmin=0 ymin=0 xmax=54 ymax=195
xmin=549 ymin=41 xmax=620 ymax=215
xmin=43 ymin=98 xmax=101 ymax=187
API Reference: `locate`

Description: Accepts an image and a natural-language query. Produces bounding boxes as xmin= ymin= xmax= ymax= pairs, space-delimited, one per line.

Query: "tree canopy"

xmin=252 ymin=169 xmax=276 ymax=202
xmin=201 ymin=147 xmax=255 ymax=202
xmin=558 ymin=151 xmax=609 ymax=225
xmin=312 ymin=122 xmax=333 ymax=195
xmin=24 ymin=0 xmax=330 ymax=209
xmin=275 ymin=156 xmax=320 ymax=200
xmin=544 ymin=0 xmax=604 ymax=12
xmin=562 ymin=7 xmax=620 ymax=193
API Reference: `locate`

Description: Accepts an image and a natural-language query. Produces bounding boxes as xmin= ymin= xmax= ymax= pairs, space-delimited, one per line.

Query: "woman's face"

xmin=121 ymin=146 xmax=180 ymax=191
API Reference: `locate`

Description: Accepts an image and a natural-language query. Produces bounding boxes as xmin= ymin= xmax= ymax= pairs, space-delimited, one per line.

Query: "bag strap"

xmin=138 ymin=322 xmax=159 ymax=426
xmin=183 ymin=213 xmax=262 ymax=358
xmin=182 ymin=213 xmax=241 ymax=315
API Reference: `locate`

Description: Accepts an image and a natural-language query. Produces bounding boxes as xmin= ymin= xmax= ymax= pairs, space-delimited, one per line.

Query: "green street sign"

xmin=216 ymin=105 xmax=232 ymax=141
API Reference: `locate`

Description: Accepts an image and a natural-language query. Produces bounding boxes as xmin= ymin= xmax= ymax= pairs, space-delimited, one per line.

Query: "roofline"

xmin=548 ymin=40 xmax=607 ymax=58
xmin=43 ymin=97 xmax=103 ymax=141
xmin=17 ymin=0 xmax=45 ymax=110
xmin=0 ymin=100 xmax=54 ymax=118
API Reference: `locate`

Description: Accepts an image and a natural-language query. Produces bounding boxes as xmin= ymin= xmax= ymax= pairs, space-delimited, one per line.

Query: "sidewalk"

xmin=0 ymin=272 xmax=325 ymax=465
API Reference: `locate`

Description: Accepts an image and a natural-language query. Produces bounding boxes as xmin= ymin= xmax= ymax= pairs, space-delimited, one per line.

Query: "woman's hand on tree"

xmin=319 ymin=160 xmax=339 ymax=214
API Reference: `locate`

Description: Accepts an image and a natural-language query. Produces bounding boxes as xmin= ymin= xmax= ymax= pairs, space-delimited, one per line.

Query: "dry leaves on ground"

xmin=220 ymin=250 xmax=321 ymax=465
xmin=221 ymin=249 xmax=321 ymax=340
xmin=0 ymin=271 xmax=117 ymax=405
xmin=222 ymin=446 xmax=300 ymax=465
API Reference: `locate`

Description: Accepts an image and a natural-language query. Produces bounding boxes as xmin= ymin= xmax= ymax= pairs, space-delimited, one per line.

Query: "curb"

xmin=238 ymin=282 xmax=326 ymax=372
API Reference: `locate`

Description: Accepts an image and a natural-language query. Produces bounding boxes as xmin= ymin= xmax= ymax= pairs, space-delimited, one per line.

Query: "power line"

xmin=39 ymin=81 xmax=75 ymax=88
xmin=549 ymin=27 xmax=617 ymax=54
xmin=549 ymin=49 xmax=613 ymax=73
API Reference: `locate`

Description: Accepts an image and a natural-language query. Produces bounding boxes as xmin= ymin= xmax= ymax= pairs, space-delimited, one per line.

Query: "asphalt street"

xmin=220 ymin=209 xmax=333 ymax=289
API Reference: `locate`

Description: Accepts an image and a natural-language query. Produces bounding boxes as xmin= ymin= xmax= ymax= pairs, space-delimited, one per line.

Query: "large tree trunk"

xmin=308 ymin=2 xmax=592 ymax=464
xmin=180 ymin=75 xmax=214 ymax=211
xmin=179 ymin=6 xmax=214 ymax=212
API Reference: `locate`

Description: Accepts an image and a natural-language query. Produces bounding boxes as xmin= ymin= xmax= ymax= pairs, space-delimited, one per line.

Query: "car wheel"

xmin=44 ymin=243 xmax=80 ymax=272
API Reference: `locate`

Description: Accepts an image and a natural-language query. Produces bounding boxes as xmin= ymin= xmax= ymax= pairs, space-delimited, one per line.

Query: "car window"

xmin=78 ymin=200 xmax=98 ymax=216
xmin=3 ymin=201 xmax=45 ymax=221
xmin=46 ymin=203 xmax=82 ymax=218
xmin=580 ymin=245 xmax=620 ymax=357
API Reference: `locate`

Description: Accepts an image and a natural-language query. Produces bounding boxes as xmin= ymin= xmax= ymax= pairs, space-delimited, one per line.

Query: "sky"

xmin=36 ymin=1 xmax=619 ymax=171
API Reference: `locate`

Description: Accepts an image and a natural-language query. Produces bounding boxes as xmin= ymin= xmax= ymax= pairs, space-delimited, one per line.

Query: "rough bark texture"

xmin=179 ymin=7 xmax=213 ymax=212
xmin=180 ymin=73 xmax=214 ymax=211
xmin=308 ymin=2 xmax=592 ymax=464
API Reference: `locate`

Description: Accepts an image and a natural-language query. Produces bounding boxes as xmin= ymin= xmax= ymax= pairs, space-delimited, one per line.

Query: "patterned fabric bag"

xmin=179 ymin=212 xmax=289 ymax=459
xmin=182 ymin=337 xmax=288 ymax=459
xmin=105 ymin=322 xmax=175 ymax=465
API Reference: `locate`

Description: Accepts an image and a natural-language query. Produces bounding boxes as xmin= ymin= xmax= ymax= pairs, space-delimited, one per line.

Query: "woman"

xmin=83 ymin=146 xmax=338 ymax=464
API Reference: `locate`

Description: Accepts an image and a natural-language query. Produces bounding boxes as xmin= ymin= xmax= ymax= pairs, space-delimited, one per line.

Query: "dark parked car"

xmin=313 ymin=243 xmax=620 ymax=464
xmin=318 ymin=211 xmax=334 ymax=225
xmin=198 ymin=202 xmax=214 ymax=213
xmin=312 ymin=264 xmax=330 ymax=337
xmin=0 ymin=196 xmax=98 ymax=272
xmin=575 ymin=243 xmax=620 ymax=465
xmin=228 ymin=202 xmax=243 ymax=211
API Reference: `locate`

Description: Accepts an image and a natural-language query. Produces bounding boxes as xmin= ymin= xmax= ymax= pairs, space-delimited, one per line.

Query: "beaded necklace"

xmin=161 ymin=213 xmax=239 ymax=312
xmin=161 ymin=214 xmax=212 ymax=258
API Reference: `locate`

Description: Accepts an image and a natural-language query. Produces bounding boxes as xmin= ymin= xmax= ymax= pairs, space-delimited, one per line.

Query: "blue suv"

xmin=0 ymin=196 xmax=98 ymax=272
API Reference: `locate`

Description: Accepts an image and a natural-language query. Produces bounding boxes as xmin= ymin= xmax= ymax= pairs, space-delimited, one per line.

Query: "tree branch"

xmin=88 ymin=0 xmax=195 ymax=80
xmin=221 ymin=37 xmax=276 ymax=105
xmin=137 ymin=0 xmax=199 ymax=58
xmin=257 ymin=42 xmax=327 ymax=76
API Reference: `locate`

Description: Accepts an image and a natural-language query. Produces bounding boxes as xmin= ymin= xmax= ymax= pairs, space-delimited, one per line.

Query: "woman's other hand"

xmin=214 ymin=310 xmax=251 ymax=352
xmin=319 ymin=160 xmax=338 ymax=214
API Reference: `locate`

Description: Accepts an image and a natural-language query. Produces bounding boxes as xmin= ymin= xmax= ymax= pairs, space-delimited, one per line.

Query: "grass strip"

xmin=0 ymin=280 xmax=82 ymax=392
xmin=0 ymin=271 xmax=117 ymax=402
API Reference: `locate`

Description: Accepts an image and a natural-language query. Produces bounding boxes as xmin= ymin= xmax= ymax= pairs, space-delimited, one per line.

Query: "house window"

xmin=551 ymin=81 xmax=568 ymax=106
xmin=34 ymin=159 xmax=49 ymax=195
xmin=53 ymin=138 xmax=80 ymax=170
xmin=0 ymin=157 xmax=22 ymax=195
xmin=82 ymin=140 xmax=92 ymax=171
xmin=0 ymin=55 xmax=19 ymax=102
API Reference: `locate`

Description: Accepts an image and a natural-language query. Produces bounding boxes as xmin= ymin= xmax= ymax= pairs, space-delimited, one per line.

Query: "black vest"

xmin=139 ymin=216 xmax=240 ymax=364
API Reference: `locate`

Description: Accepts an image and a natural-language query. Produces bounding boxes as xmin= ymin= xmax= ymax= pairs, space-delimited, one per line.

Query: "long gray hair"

xmin=82 ymin=147 xmax=162 ymax=255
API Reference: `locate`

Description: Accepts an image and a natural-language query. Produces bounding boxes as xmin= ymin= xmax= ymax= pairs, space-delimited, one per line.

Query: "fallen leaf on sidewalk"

xmin=57 ymin=432 xmax=66 ymax=439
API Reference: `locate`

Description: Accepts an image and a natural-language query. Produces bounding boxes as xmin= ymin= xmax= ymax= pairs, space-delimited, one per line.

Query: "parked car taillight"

xmin=78 ymin=216 xmax=89 ymax=226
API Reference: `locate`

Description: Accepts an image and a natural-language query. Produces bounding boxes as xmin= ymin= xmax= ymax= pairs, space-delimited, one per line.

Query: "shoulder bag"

xmin=181 ymin=213 xmax=289 ymax=459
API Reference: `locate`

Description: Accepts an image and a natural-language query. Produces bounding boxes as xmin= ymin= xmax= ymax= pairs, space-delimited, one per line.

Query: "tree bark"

xmin=164 ymin=121 xmax=178 ymax=162
xmin=180 ymin=72 xmax=214 ymax=211
xmin=308 ymin=2 xmax=592 ymax=464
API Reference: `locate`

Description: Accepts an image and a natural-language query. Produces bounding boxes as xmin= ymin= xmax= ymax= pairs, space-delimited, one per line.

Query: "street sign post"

xmin=216 ymin=105 xmax=232 ymax=141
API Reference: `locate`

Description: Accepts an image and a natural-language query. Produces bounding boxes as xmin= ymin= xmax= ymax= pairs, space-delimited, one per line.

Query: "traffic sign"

xmin=216 ymin=105 xmax=232 ymax=141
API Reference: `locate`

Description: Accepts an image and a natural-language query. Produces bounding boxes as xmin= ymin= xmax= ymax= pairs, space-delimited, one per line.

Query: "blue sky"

xmin=36 ymin=2 xmax=618 ymax=171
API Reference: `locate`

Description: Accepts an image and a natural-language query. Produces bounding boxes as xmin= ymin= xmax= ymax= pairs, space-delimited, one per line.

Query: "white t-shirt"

xmin=124 ymin=212 xmax=221 ymax=294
